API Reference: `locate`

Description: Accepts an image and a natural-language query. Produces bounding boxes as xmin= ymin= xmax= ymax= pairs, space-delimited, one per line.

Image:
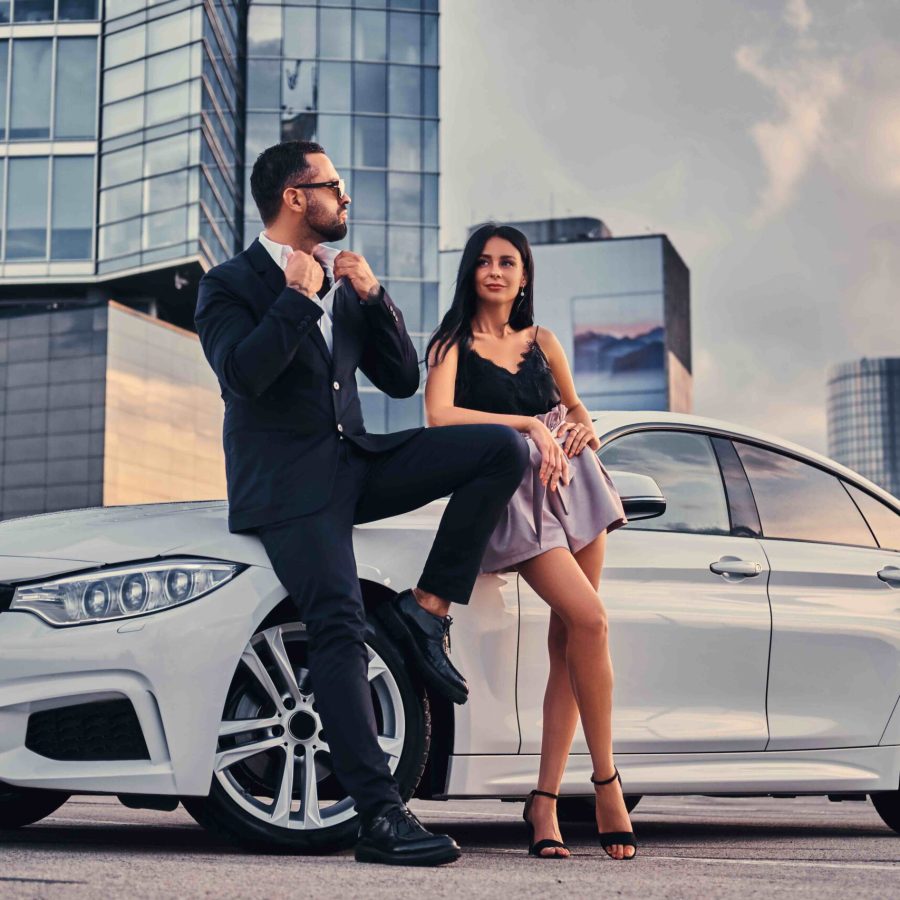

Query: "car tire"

xmin=871 ymin=791 xmax=900 ymax=835
xmin=0 ymin=782 xmax=68 ymax=829
xmin=556 ymin=794 xmax=642 ymax=824
xmin=182 ymin=614 xmax=430 ymax=853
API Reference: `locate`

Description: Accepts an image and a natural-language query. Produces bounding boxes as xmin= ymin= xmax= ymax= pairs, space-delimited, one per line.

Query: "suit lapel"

xmin=246 ymin=238 xmax=332 ymax=369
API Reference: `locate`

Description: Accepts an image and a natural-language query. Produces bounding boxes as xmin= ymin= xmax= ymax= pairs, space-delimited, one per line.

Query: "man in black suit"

xmin=195 ymin=141 xmax=528 ymax=866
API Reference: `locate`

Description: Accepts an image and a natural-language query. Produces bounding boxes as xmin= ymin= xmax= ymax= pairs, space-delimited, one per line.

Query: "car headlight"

xmin=10 ymin=559 xmax=243 ymax=627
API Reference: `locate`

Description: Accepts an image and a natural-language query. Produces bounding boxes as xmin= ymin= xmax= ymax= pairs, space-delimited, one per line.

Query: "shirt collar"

xmin=258 ymin=231 xmax=341 ymax=279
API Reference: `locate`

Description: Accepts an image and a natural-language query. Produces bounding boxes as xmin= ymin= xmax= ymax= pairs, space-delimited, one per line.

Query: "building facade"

xmin=0 ymin=0 xmax=439 ymax=517
xmin=827 ymin=357 xmax=900 ymax=497
xmin=440 ymin=218 xmax=692 ymax=413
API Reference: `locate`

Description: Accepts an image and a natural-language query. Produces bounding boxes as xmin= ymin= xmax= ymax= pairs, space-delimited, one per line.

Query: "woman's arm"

xmin=539 ymin=328 xmax=601 ymax=455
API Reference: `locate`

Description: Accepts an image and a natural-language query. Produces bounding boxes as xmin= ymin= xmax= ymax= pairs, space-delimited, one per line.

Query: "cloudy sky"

xmin=440 ymin=0 xmax=900 ymax=453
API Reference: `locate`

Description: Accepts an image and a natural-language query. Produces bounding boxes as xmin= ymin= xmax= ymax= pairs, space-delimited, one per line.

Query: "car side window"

xmin=734 ymin=443 xmax=876 ymax=548
xmin=598 ymin=430 xmax=729 ymax=535
xmin=843 ymin=483 xmax=900 ymax=552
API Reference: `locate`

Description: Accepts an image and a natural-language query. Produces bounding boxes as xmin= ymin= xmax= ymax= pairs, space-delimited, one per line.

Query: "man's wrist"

xmin=360 ymin=282 xmax=382 ymax=304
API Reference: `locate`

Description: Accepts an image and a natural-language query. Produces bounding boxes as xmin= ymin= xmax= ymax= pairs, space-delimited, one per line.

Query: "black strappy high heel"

xmin=591 ymin=769 xmax=637 ymax=859
xmin=522 ymin=789 xmax=570 ymax=858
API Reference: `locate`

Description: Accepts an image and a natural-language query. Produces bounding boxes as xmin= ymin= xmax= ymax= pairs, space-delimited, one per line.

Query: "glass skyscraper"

xmin=0 ymin=0 xmax=439 ymax=519
xmin=828 ymin=357 xmax=900 ymax=497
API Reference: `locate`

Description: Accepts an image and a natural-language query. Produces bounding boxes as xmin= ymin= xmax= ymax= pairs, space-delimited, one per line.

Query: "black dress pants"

xmin=255 ymin=424 xmax=529 ymax=817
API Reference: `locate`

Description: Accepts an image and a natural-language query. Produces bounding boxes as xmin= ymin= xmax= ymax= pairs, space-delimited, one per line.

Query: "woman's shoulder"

xmin=532 ymin=324 xmax=563 ymax=353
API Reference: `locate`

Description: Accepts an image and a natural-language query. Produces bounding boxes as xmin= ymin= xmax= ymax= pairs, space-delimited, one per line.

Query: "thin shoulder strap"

xmin=533 ymin=324 xmax=540 ymax=346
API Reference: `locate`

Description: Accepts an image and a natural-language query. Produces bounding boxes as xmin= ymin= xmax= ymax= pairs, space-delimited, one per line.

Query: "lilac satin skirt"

xmin=480 ymin=404 xmax=628 ymax=574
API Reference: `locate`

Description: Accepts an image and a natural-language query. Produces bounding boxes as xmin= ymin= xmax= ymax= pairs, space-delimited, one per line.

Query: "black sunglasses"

xmin=292 ymin=178 xmax=346 ymax=200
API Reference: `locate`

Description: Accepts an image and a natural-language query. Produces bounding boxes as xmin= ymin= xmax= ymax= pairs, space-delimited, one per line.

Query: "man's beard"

xmin=308 ymin=200 xmax=348 ymax=242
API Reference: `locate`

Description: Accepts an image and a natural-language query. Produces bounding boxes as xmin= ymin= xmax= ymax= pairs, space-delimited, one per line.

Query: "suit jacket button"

xmin=333 ymin=381 xmax=340 ymax=390
xmin=337 ymin=424 xmax=344 ymax=433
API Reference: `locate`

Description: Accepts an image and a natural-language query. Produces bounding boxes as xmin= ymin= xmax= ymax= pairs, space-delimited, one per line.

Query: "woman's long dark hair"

xmin=425 ymin=223 xmax=535 ymax=369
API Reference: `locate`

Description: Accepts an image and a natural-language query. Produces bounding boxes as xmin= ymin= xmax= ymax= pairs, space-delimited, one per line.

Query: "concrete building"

xmin=0 ymin=0 xmax=439 ymax=516
xmin=827 ymin=357 xmax=900 ymax=497
xmin=440 ymin=217 xmax=692 ymax=412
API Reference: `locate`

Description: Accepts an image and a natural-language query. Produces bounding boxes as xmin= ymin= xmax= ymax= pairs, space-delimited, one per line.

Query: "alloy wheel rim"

xmin=214 ymin=622 xmax=405 ymax=831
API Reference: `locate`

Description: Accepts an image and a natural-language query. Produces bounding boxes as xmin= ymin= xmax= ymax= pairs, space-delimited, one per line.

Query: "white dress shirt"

xmin=258 ymin=230 xmax=341 ymax=355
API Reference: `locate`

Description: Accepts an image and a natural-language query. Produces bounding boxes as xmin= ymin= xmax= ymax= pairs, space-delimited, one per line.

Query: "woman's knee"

xmin=567 ymin=603 xmax=609 ymax=640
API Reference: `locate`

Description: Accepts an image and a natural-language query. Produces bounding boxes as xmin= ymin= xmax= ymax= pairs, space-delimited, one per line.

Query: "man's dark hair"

xmin=250 ymin=140 xmax=325 ymax=226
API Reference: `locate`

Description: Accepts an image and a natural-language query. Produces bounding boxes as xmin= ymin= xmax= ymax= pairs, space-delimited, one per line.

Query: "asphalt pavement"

xmin=1 ymin=795 xmax=898 ymax=899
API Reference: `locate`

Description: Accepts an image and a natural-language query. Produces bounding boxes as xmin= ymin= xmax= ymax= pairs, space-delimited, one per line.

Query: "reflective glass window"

xmin=598 ymin=431 xmax=730 ymax=534
xmin=104 ymin=59 xmax=145 ymax=104
xmin=389 ymin=11 xmax=420 ymax=64
xmin=355 ymin=10 xmax=387 ymax=61
xmin=148 ymin=11 xmax=192 ymax=56
xmin=388 ymin=172 xmax=419 ymax=222
xmin=388 ymin=117 xmax=419 ymax=169
xmin=100 ymin=181 xmax=141 ymax=223
xmin=281 ymin=109 xmax=318 ymax=143
xmin=247 ymin=4 xmax=282 ymax=55
xmin=389 ymin=65 xmax=420 ymax=115
xmin=734 ymin=443 xmax=876 ymax=547
xmin=104 ymin=0 xmax=142 ymax=17
xmin=283 ymin=59 xmax=316 ymax=118
xmin=354 ymin=63 xmax=387 ymax=113
xmin=6 ymin=157 xmax=49 ymax=260
xmin=10 ymin=39 xmax=52 ymax=140
xmin=320 ymin=8 xmax=351 ymax=58
xmin=144 ymin=169 xmax=188 ymax=213
xmin=386 ymin=281 xmax=421 ymax=330
xmin=58 ymin=0 xmax=99 ymax=20
xmin=103 ymin=96 xmax=144 ymax=137
xmin=844 ymin=483 xmax=900 ymax=551
xmin=51 ymin=157 xmax=93 ymax=260
xmin=246 ymin=111 xmax=280 ymax=158
xmin=387 ymin=394 xmax=422 ymax=431
xmin=352 ymin=170 xmax=386 ymax=221
xmin=422 ymin=14 xmax=437 ymax=65
xmin=316 ymin=114 xmax=351 ymax=168
xmin=319 ymin=62 xmax=351 ymax=112
xmin=350 ymin=224 xmax=385 ymax=274
xmin=99 ymin=218 xmax=140 ymax=259
xmin=0 ymin=159 xmax=4 ymax=253
xmin=145 ymin=132 xmax=190 ymax=177
xmin=422 ymin=173 xmax=438 ymax=224
xmin=106 ymin=27 xmax=145 ymax=69
xmin=390 ymin=0 xmax=421 ymax=8
xmin=354 ymin=115 xmax=386 ymax=167
xmin=101 ymin=144 xmax=142 ymax=188
xmin=147 ymin=45 xmax=193 ymax=91
xmin=0 ymin=41 xmax=8 ymax=140
xmin=284 ymin=7 xmax=317 ymax=59
xmin=55 ymin=38 xmax=98 ymax=140
xmin=423 ymin=119 xmax=437 ymax=170
xmin=12 ymin=0 xmax=53 ymax=22
xmin=143 ymin=207 xmax=187 ymax=249
xmin=422 ymin=281 xmax=438 ymax=329
xmin=248 ymin=59 xmax=281 ymax=110
xmin=388 ymin=226 xmax=420 ymax=277
xmin=0 ymin=1 xmax=8 ymax=23
xmin=422 ymin=226 xmax=437 ymax=280
xmin=146 ymin=82 xmax=191 ymax=128
xmin=423 ymin=67 xmax=437 ymax=116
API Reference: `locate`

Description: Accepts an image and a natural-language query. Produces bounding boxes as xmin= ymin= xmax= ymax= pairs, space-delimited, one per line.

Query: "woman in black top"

xmin=424 ymin=224 xmax=635 ymax=860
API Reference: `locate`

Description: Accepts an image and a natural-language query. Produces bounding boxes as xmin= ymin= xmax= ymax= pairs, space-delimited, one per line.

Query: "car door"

xmin=516 ymin=428 xmax=772 ymax=755
xmin=733 ymin=441 xmax=900 ymax=751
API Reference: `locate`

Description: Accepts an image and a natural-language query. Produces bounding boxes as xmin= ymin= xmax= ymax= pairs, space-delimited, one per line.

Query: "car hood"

xmin=0 ymin=502 xmax=272 ymax=573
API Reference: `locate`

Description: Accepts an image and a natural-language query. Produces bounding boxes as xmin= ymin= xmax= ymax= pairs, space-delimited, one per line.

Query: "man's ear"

xmin=283 ymin=186 xmax=304 ymax=215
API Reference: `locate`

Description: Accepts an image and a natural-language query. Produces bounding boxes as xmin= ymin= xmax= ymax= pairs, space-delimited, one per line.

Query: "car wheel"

xmin=182 ymin=615 xmax=430 ymax=852
xmin=556 ymin=794 xmax=642 ymax=824
xmin=0 ymin=782 xmax=68 ymax=829
xmin=871 ymin=791 xmax=900 ymax=835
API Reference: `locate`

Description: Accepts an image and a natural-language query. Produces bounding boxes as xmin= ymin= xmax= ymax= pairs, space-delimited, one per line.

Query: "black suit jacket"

xmin=195 ymin=238 xmax=422 ymax=531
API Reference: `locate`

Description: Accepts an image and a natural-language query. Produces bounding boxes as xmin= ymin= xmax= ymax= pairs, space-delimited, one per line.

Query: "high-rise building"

xmin=440 ymin=217 xmax=692 ymax=412
xmin=0 ymin=0 xmax=439 ymax=517
xmin=827 ymin=357 xmax=900 ymax=496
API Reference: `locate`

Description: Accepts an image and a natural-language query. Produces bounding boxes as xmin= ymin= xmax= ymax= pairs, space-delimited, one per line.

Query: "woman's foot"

xmin=593 ymin=771 xmax=636 ymax=859
xmin=525 ymin=792 xmax=570 ymax=858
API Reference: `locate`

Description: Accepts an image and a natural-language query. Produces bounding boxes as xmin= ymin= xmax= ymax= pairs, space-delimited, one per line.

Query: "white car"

xmin=1 ymin=411 xmax=899 ymax=851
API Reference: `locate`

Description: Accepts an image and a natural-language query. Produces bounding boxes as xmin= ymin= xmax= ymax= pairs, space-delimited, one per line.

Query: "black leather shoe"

xmin=355 ymin=803 xmax=461 ymax=866
xmin=377 ymin=589 xmax=468 ymax=705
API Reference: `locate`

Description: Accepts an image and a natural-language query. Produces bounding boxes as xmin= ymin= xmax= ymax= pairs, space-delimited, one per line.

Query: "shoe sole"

xmin=376 ymin=602 xmax=469 ymax=705
xmin=354 ymin=844 xmax=462 ymax=866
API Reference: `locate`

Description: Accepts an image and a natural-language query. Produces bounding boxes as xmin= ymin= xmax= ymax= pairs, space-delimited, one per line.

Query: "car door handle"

xmin=710 ymin=557 xmax=762 ymax=577
xmin=877 ymin=566 xmax=900 ymax=585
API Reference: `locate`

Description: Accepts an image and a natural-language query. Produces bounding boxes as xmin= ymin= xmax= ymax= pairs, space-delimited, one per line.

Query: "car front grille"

xmin=25 ymin=698 xmax=150 ymax=761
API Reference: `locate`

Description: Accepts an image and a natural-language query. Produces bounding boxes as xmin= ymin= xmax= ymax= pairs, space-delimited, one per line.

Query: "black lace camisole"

xmin=454 ymin=326 xmax=561 ymax=417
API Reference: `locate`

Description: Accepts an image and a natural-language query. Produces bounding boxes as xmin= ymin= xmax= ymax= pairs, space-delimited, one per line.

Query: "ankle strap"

xmin=529 ymin=789 xmax=559 ymax=800
xmin=590 ymin=768 xmax=619 ymax=786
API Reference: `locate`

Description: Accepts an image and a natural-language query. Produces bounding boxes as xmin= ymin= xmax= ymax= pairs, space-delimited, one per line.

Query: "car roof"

xmin=588 ymin=410 xmax=900 ymax=510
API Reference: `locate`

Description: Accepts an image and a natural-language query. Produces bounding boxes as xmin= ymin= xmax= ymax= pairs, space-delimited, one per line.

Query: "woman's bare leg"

xmin=518 ymin=534 xmax=634 ymax=859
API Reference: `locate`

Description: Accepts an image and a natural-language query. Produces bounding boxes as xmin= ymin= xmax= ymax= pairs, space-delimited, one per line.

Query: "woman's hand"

xmin=527 ymin=420 xmax=570 ymax=491
xmin=555 ymin=421 xmax=600 ymax=457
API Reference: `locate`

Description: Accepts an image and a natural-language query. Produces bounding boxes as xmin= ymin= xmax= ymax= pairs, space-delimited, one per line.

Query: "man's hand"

xmin=333 ymin=251 xmax=380 ymax=301
xmin=285 ymin=250 xmax=325 ymax=297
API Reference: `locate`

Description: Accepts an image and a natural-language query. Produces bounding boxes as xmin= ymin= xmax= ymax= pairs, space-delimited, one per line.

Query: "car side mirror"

xmin=606 ymin=470 xmax=666 ymax=521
